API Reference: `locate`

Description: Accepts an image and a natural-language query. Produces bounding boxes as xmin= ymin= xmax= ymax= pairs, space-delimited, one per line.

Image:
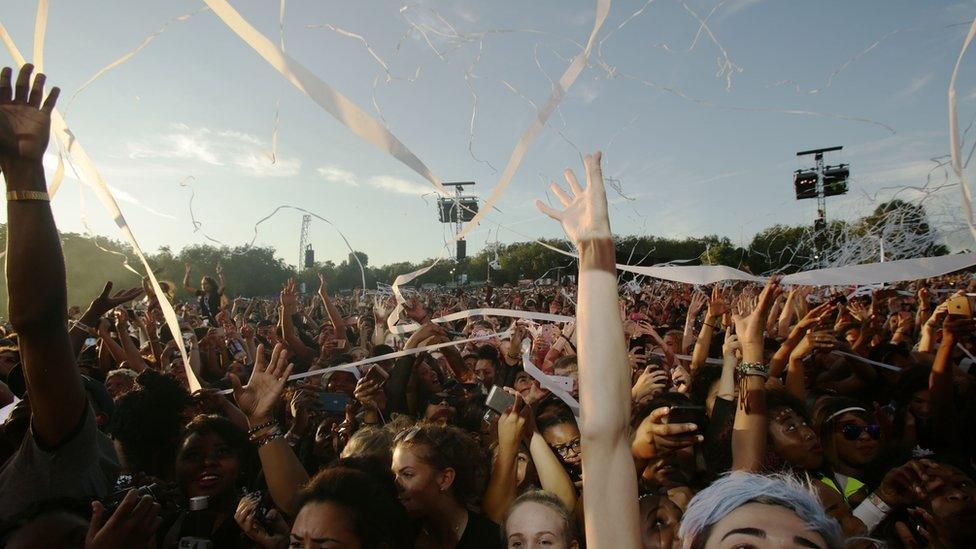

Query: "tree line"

xmin=0 ymin=199 xmax=948 ymax=312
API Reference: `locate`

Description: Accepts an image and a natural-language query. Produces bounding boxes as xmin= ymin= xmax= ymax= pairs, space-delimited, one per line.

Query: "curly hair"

xmin=393 ymin=423 xmax=486 ymax=505
xmin=295 ymin=466 xmax=412 ymax=549
xmin=108 ymin=370 xmax=191 ymax=479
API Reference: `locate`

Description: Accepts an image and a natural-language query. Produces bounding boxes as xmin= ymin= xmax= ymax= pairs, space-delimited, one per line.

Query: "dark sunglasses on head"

xmin=840 ymin=423 xmax=881 ymax=441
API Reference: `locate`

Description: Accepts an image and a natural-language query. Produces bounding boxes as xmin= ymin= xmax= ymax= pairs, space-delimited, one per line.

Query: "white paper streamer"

xmin=61 ymin=8 xmax=208 ymax=117
xmin=201 ymin=0 xmax=446 ymax=195
xmin=830 ymin=350 xmax=902 ymax=372
xmin=388 ymin=0 xmax=612 ymax=331
xmin=32 ymin=0 xmax=47 ymax=74
xmin=216 ymin=328 xmax=510 ymax=395
xmin=521 ymin=339 xmax=580 ymax=417
xmin=0 ymin=24 xmax=200 ymax=392
xmin=391 ymin=307 xmax=574 ymax=335
xmin=948 ymin=16 xmax=976 ymax=244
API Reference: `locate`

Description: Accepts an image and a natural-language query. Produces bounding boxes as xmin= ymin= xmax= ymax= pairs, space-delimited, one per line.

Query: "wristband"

xmin=703 ymin=322 xmax=719 ymax=330
xmin=6 ymin=190 xmax=50 ymax=202
xmin=852 ymin=492 xmax=892 ymax=532
xmin=70 ymin=321 xmax=92 ymax=333
xmin=736 ymin=362 xmax=769 ymax=379
xmin=254 ymin=433 xmax=284 ymax=447
xmin=577 ymin=238 xmax=616 ymax=273
xmin=247 ymin=419 xmax=278 ymax=435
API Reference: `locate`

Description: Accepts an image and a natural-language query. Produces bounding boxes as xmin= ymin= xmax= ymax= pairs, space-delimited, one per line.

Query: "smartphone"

xmin=84 ymin=337 xmax=98 ymax=347
xmin=667 ymin=405 xmax=706 ymax=429
xmin=485 ymin=385 xmax=516 ymax=415
xmin=947 ymin=294 xmax=972 ymax=318
xmin=363 ymin=364 xmax=389 ymax=388
xmin=311 ymin=393 xmax=349 ymax=413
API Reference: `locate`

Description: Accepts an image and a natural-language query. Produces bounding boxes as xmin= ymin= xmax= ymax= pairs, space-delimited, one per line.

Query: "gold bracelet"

xmin=6 ymin=190 xmax=50 ymax=202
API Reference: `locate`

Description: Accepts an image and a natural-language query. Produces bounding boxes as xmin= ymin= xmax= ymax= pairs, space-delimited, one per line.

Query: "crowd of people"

xmin=1 ymin=64 xmax=975 ymax=549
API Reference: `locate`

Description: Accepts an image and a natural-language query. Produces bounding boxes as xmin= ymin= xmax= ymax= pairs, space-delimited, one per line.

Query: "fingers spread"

xmin=27 ymin=73 xmax=45 ymax=107
xmin=0 ymin=67 xmax=12 ymax=103
xmin=550 ymin=182 xmax=573 ymax=207
xmin=534 ymin=199 xmax=561 ymax=221
xmin=563 ymin=168 xmax=583 ymax=196
xmin=14 ymin=64 xmax=32 ymax=104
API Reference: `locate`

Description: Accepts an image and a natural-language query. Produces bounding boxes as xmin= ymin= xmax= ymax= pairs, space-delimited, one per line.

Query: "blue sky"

xmin=2 ymin=0 xmax=976 ymax=267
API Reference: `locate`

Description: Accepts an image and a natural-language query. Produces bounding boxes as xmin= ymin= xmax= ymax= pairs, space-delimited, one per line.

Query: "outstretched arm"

xmin=0 ymin=64 xmax=77 ymax=447
xmin=317 ymin=273 xmax=347 ymax=343
xmin=230 ymin=344 xmax=306 ymax=515
xmin=536 ymin=151 xmax=640 ymax=549
xmin=730 ymin=277 xmax=781 ymax=472
xmin=182 ymin=263 xmax=194 ymax=293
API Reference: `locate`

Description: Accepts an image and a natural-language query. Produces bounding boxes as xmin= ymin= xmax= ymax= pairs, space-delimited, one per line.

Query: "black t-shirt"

xmin=458 ymin=511 xmax=501 ymax=549
xmin=196 ymin=290 xmax=222 ymax=323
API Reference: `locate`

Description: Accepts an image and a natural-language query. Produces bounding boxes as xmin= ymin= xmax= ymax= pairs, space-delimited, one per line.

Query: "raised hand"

xmin=795 ymin=302 xmax=835 ymax=332
xmin=497 ymin=389 xmax=530 ymax=449
xmin=732 ymin=276 xmax=782 ymax=362
xmin=631 ymin=366 xmax=668 ymax=403
xmin=535 ymin=151 xmax=611 ymax=245
xmin=706 ymin=285 xmax=730 ymax=318
xmin=632 ymin=407 xmax=702 ymax=459
xmin=230 ymin=343 xmax=293 ymax=424
xmin=235 ymin=493 xmax=289 ymax=549
xmin=722 ymin=330 xmax=741 ymax=359
xmin=687 ymin=291 xmax=706 ymax=317
xmin=280 ymin=278 xmax=298 ymax=314
xmin=317 ymin=272 xmax=328 ymax=294
xmin=85 ymin=490 xmax=161 ymax=549
xmin=0 ymin=64 xmax=59 ymax=164
xmin=790 ymin=330 xmax=837 ymax=361
xmin=88 ymin=281 xmax=144 ymax=318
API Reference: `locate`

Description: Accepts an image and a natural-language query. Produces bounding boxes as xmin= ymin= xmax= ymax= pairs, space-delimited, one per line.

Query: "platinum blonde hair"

xmin=678 ymin=472 xmax=843 ymax=549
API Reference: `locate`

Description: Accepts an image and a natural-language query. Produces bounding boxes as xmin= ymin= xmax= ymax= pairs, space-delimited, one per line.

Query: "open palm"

xmin=535 ymin=151 xmax=611 ymax=245
xmin=0 ymin=64 xmax=59 ymax=163
xmin=230 ymin=343 xmax=293 ymax=423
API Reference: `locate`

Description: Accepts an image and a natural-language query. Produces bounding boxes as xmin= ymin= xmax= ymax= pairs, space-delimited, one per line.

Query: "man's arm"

xmin=317 ymin=274 xmax=347 ymax=342
xmin=731 ymin=277 xmax=781 ymax=472
xmin=535 ymin=151 xmax=640 ymax=549
xmin=0 ymin=64 xmax=77 ymax=447
xmin=182 ymin=263 xmax=194 ymax=293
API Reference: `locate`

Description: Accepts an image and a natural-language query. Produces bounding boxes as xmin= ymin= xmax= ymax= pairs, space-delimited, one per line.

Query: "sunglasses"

xmin=839 ymin=423 xmax=881 ymax=441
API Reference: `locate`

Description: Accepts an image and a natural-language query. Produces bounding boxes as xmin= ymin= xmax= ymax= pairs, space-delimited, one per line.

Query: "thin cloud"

xmin=107 ymin=184 xmax=179 ymax=220
xmin=895 ymin=73 xmax=933 ymax=100
xmin=368 ymin=175 xmax=430 ymax=195
xmin=317 ymin=165 xmax=360 ymax=186
xmin=125 ymin=125 xmax=301 ymax=178
xmin=719 ymin=0 xmax=766 ymax=20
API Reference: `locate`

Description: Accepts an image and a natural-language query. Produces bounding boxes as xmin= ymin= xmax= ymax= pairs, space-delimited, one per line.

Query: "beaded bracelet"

xmin=247 ymin=419 xmax=278 ymax=435
xmin=736 ymin=362 xmax=770 ymax=379
xmin=250 ymin=425 xmax=284 ymax=445
xmin=255 ymin=433 xmax=285 ymax=447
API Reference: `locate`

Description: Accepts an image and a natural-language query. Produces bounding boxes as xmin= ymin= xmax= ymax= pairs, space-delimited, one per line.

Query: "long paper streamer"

xmin=201 ymin=0 xmax=446 ymax=195
xmin=388 ymin=0 xmax=612 ymax=331
xmin=521 ymin=339 xmax=580 ymax=417
xmin=390 ymin=307 xmax=574 ymax=335
xmin=0 ymin=25 xmax=200 ymax=392
xmin=948 ymin=16 xmax=976 ymax=244
xmin=61 ymin=8 xmax=208 ymax=117
xmin=216 ymin=328 xmax=510 ymax=395
xmin=32 ymin=0 xmax=47 ymax=74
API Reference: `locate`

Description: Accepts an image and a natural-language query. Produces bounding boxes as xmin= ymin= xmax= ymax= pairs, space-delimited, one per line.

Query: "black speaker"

xmin=304 ymin=247 xmax=315 ymax=269
xmin=456 ymin=239 xmax=466 ymax=261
